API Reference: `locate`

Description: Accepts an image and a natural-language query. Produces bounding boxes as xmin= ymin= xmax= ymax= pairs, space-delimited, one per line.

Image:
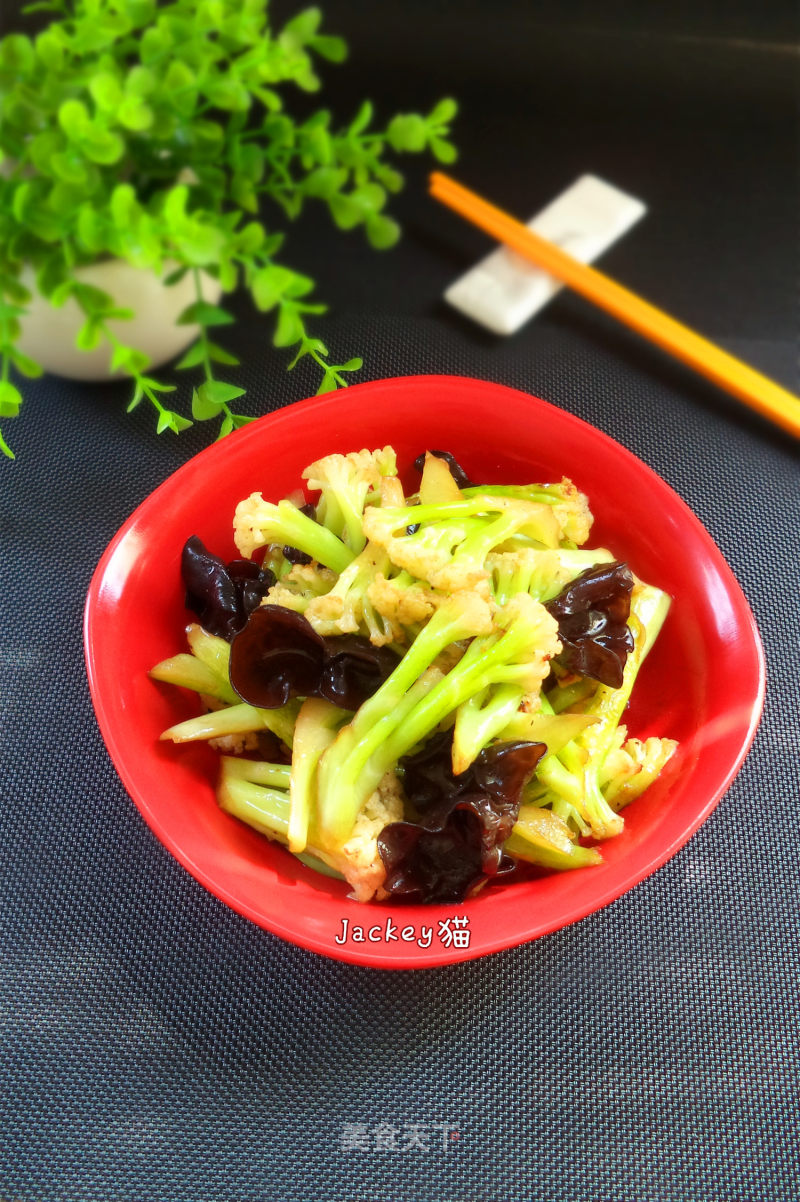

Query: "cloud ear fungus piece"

xmin=546 ymin=561 xmax=635 ymax=688
xmin=229 ymin=605 xmax=325 ymax=708
xmin=400 ymin=729 xmax=463 ymax=809
xmin=378 ymin=810 xmax=486 ymax=903
xmin=384 ymin=736 xmax=547 ymax=901
xmin=472 ymin=740 xmax=547 ymax=806
xmin=318 ymin=635 xmax=400 ymax=711
xmin=182 ymin=536 xmax=275 ymax=641
xmin=401 ymin=733 xmax=546 ymax=813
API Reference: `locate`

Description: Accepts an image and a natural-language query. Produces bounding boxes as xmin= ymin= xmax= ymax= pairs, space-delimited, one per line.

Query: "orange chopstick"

xmin=430 ymin=171 xmax=800 ymax=440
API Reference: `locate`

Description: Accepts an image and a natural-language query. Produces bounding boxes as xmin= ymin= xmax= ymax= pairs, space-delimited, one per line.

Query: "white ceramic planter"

xmin=16 ymin=259 xmax=223 ymax=381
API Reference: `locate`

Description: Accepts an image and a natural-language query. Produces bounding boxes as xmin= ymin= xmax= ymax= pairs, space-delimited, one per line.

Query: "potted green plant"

xmin=0 ymin=0 xmax=457 ymax=458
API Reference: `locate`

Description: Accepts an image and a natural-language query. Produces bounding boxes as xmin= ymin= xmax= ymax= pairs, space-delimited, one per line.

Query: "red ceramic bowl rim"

xmin=84 ymin=375 xmax=765 ymax=967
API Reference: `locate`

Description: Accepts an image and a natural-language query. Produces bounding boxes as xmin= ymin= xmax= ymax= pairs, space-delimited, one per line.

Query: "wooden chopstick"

xmin=430 ymin=171 xmax=800 ymax=439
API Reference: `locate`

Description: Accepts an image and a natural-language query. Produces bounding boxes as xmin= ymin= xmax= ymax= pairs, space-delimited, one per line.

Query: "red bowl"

xmin=84 ymin=376 xmax=764 ymax=967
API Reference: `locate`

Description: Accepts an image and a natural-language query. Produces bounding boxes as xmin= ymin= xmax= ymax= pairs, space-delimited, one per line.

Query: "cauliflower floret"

xmin=266 ymin=563 xmax=336 ymax=614
xmin=233 ymin=495 xmax=353 ymax=573
xmin=233 ymin=493 xmax=270 ymax=560
xmin=303 ymin=543 xmax=398 ymax=644
xmin=336 ymin=771 xmax=405 ymax=902
xmin=601 ymin=735 xmax=678 ymax=810
xmin=546 ymin=477 xmax=593 ymax=546
xmin=366 ymin=571 xmax=442 ymax=629
xmin=302 ymin=447 xmax=397 ymax=553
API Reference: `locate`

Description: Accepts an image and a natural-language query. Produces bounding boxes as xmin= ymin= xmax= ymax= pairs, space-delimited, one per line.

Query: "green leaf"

xmin=177 ymin=301 xmax=234 ymax=327
xmin=217 ymin=414 xmax=234 ymax=438
xmin=174 ymin=222 xmax=227 ymax=267
xmin=118 ymin=97 xmax=154 ymax=132
xmin=0 ymin=428 xmax=15 ymax=460
xmin=7 ymin=348 xmax=43 ymax=379
xmin=204 ymin=76 xmax=251 ymax=112
xmin=274 ymin=304 xmax=303 ymax=348
xmin=430 ymin=136 xmax=457 ymax=164
xmin=386 ymin=113 xmax=428 ymax=153
xmin=235 ymin=143 xmax=265 ymax=183
xmin=140 ymin=25 xmax=172 ymax=64
xmin=338 ymin=357 xmax=363 ymax=372
xmin=12 ymin=182 xmax=32 ymax=223
xmin=76 ymin=205 xmax=106 ymax=254
xmin=163 ymin=266 xmax=188 ymax=287
xmin=230 ymin=176 xmax=258 ymax=214
xmin=90 ymin=72 xmax=123 ymax=112
xmin=207 ymin=342 xmax=240 ymax=366
xmin=81 ymin=127 xmax=125 ymax=165
xmin=75 ymin=319 xmax=102 ymax=352
xmin=29 ymin=130 xmax=65 ymax=175
xmin=163 ymin=185 xmax=189 ymax=228
xmin=283 ymin=7 xmax=322 ymax=40
xmin=315 ymin=372 xmax=338 ymax=394
xmin=157 ymin=408 xmax=192 ymax=434
xmin=47 ymin=181 xmax=89 ymax=213
xmin=199 ymin=380 xmax=246 ymax=405
xmin=191 ymin=386 xmax=220 ymax=420
xmin=285 ymin=272 xmax=315 ymax=299
xmin=35 ymin=30 xmax=65 ymax=71
xmin=373 ymin=163 xmax=404 ymax=193
xmin=349 ymin=100 xmax=373 ymax=135
xmin=110 ymin=343 xmax=147 ymax=374
xmin=309 ymin=34 xmax=347 ymax=63
xmin=35 ymin=252 xmax=67 ymax=300
xmin=49 ymin=281 xmax=75 ymax=308
xmin=127 ymin=381 xmax=144 ymax=411
xmin=191 ymin=379 xmax=245 ymax=419
xmin=111 ymin=184 xmax=138 ymax=228
xmin=58 ymin=99 xmax=91 ymax=141
xmin=190 ymin=119 xmax=225 ymax=144
xmin=303 ymin=166 xmax=347 ymax=200
xmin=0 ymin=275 xmax=31 ymax=306
xmin=251 ymin=264 xmax=295 ymax=311
xmin=365 ymin=213 xmax=400 ymax=249
xmin=428 ymin=97 xmax=458 ymax=125
xmin=165 ymin=60 xmax=195 ymax=93
xmin=328 ymin=193 xmax=364 ymax=231
xmin=50 ymin=151 xmax=89 ymax=186
xmin=235 ymin=222 xmax=265 ymax=255
xmin=0 ymin=380 xmax=23 ymax=418
xmin=126 ymin=66 xmax=157 ymax=97
xmin=0 ymin=34 xmax=34 ymax=74
xmin=175 ymin=341 xmax=206 ymax=370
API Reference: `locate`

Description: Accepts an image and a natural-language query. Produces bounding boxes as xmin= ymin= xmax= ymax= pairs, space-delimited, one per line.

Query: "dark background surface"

xmin=2 ymin=2 xmax=799 ymax=1200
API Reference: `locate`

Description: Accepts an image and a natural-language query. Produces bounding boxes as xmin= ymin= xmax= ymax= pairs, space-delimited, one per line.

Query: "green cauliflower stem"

xmin=315 ymin=590 xmax=495 ymax=848
xmin=233 ymin=494 xmax=354 ymax=572
xmin=362 ymin=495 xmax=563 ymax=592
xmin=219 ymin=755 xmax=404 ymax=902
xmin=462 ymin=477 xmax=593 ymax=545
xmin=316 ymin=591 xmax=560 ymax=846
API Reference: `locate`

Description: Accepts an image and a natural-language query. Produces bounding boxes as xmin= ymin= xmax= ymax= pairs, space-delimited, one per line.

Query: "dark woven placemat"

xmin=2 ymin=310 xmax=799 ymax=1202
